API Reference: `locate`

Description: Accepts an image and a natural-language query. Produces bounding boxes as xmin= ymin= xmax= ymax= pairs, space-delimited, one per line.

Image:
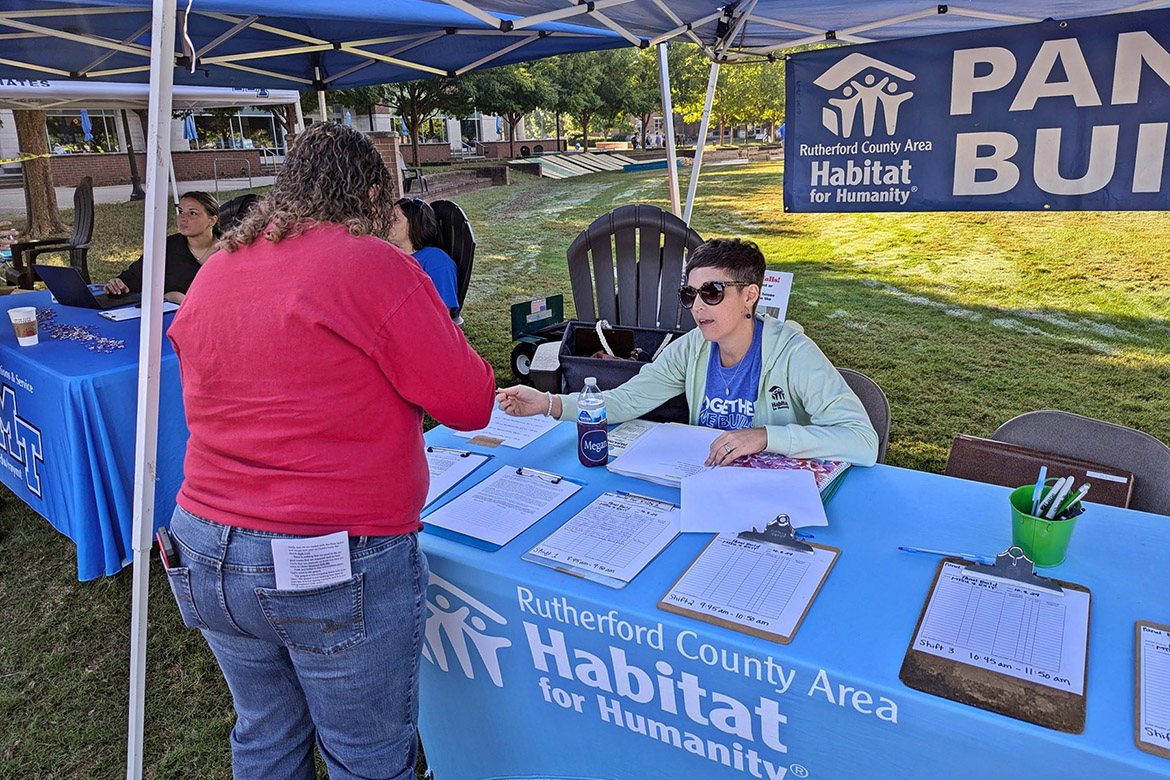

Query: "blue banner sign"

xmin=784 ymin=9 xmax=1170 ymax=212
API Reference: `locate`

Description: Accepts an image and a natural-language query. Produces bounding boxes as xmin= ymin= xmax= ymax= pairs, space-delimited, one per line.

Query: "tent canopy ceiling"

xmin=0 ymin=80 xmax=298 ymax=110
xmin=0 ymin=1 xmax=1154 ymax=89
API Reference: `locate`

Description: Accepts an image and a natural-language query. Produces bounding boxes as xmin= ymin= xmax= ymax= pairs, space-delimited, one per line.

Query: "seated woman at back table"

xmin=104 ymin=190 xmax=220 ymax=304
xmin=387 ymin=197 xmax=460 ymax=314
xmin=497 ymin=238 xmax=879 ymax=467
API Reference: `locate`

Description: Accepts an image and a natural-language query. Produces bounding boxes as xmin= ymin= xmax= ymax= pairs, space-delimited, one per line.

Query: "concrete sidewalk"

xmin=0 ymin=175 xmax=276 ymax=218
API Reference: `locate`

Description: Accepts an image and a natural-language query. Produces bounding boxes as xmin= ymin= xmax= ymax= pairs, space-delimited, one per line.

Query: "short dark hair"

xmin=395 ymin=198 xmax=440 ymax=250
xmin=685 ymin=238 xmax=766 ymax=289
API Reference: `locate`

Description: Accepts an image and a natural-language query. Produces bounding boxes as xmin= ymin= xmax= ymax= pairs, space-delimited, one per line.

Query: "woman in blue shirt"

xmin=388 ymin=197 xmax=460 ymax=314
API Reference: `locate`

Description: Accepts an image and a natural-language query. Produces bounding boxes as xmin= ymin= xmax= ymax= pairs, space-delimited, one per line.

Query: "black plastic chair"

xmin=397 ymin=151 xmax=427 ymax=194
xmin=520 ymin=145 xmax=531 ymax=157
xmin=7 ymin=176 xmax=94 ymax=288
xmin=992 ymin=410 xmax=1170 ymax=516
xmin=566 ymin=204 xmax=704 ymax=331
xmin=431 ymin=199 xmax=476 ymax=323
xmin=217 ymin=193 xmax=259 ymax=234
xmin=838 ymin=368 xmax=891 ymax=464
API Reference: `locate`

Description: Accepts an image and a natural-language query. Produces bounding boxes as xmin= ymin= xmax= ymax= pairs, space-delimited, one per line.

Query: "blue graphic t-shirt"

xmin=698 ymin=319 xmax=764 ymax=431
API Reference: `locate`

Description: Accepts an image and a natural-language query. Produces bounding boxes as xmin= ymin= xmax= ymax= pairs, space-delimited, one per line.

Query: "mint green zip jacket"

xmin=558 ymin=316 xmax=879 ymax=466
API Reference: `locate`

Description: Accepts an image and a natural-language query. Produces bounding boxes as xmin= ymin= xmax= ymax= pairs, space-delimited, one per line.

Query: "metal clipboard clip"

xmin=614 ymin=490 xmax=675 ymax=510
xmin=427 ymin=446 xmax=472 ymax=457
xmin=736 ymin=514 xmax=814 ymax=554
xmin=963 ymin=545 xmax=1064 ymax=595
xmin=516 ymin=466 xmax=564 ymax=484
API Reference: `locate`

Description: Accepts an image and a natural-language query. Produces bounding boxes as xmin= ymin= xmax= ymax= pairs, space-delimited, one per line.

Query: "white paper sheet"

xmin=525 ymin=491 xmax=679 ymax=585
xmin=424 ymin=465 xmax=581 ymax=546
xmin=98 ymin=300 xmax=180 ymax=321
xmin=270 ymin=530 xmax=352 ymax=591
xmin=680 ymin=467 xmax=826 ymax=533
xmin=424 ymin=448 xmax=491 ymax=507
xmin=661 ymin=534 xmax=837 ymax=639
xmin=608 ymin=422 xmax=719 ymax=487
xmin=1139 ymin=624 xmax=1170 ymax=751
xmin=913 ymin=562 xmax=1089 ymax=695
xmin=453 ymin=407 xmax=561 ymax=448
xmin=607 ymin=419 xmax=659 ymax=460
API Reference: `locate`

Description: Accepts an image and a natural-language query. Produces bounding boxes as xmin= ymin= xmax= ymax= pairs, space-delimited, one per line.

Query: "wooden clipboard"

xmin=1136 ymin=620 xmax=1170 ymax=759
xmin=898 ymin=557 xmax=1091 ymax=733
xmin=657 ymin=534 xmax=839 ymax=645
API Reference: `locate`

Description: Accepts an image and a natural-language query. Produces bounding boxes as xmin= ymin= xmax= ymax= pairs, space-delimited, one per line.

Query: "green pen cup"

xmin=1009 ymin=479 xmax=1079 ymax=567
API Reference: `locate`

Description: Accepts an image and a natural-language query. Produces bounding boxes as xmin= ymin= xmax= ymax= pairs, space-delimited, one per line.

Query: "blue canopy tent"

xmin=0 ymin=2 xmax=1153 ymax=778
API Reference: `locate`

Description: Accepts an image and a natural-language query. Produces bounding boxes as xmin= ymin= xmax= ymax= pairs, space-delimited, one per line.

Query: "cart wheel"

xmin=510 ymin=342 xmax=538 ymax=383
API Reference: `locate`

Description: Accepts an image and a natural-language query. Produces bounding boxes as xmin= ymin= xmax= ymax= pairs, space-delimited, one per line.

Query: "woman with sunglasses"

xmin=388 ymin=197 xmax=460 ymax=315
xmin=497 ymin=238 xmax=878 ymax=467
xmin=164 ymin=122 xmax=495 ymax=780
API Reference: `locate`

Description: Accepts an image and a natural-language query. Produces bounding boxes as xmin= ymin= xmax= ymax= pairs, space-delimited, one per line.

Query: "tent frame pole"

xmin=126 ymin=0 xmax=176 ymax=777
xmin=656 ymin=42 xmax=680 ymax=218
xmin=683 ymin=59 xmax=719 ymax=225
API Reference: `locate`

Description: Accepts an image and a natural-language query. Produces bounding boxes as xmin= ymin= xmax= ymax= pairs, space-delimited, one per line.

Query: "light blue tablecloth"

xmin=418 ymin=422 xmax=1170 ymax=780
xmin=0 ymin=291 xmax=187 ymax=580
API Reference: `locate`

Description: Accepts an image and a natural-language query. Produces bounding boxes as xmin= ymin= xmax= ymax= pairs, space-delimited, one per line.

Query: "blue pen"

xmin=898 ymin=546 xmax=997 ymax=565
xmin=1030 ymin=466 xmax=1048 ymax=515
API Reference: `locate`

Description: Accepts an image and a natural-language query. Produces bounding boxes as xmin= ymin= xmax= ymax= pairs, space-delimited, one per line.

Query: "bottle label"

xmin=578 ymin=406 xmax=606 ymax=426
xmin=578 ymin=423 xmax=608 ymax=467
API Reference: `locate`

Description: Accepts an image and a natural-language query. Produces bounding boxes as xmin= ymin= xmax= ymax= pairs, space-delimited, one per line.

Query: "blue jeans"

xmin=165 ymin=506 xmax=429 ymax=780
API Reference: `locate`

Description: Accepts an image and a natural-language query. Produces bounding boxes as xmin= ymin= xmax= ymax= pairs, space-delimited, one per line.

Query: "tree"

xmin=624 ymin=49 xmax=663 ymax=150
xmin=332 ymin=78 xmax=473 ymax=165
xmin=465 ymin=65 xmax=553 ymax=158
xmin=14 ymin=110 xmax=65 ymax=237
xmin=537 ymin=52 xmax=604 ymax=149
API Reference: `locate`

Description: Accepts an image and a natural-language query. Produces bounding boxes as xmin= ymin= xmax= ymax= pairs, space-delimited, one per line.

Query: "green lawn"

xmin=1 ymin=161 xmax=1167 ymax=778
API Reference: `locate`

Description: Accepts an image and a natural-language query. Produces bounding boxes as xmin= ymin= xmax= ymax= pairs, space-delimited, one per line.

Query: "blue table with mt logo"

xmin=417 ymin=422 xmax=1170 ymax=780
xmin=0 ymin=291 xmax=187 ymax=580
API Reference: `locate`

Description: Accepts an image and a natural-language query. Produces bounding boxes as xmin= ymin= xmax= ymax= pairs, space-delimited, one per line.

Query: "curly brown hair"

xmin=220 ymin=122 xmax=393 ymax=252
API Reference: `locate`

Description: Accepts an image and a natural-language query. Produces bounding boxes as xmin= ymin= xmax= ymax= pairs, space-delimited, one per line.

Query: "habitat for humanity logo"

xmin=814 ymin=52 xmax=916 ymax=138
xmin=423 ymin=574 xmax=512 ymax=687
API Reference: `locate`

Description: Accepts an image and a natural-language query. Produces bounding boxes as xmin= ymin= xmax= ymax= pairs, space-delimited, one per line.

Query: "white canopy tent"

xmin=0 ymin=2 xmax=1158 ymax=778
xmin=0 ymin=79 xmax=298 ymax=110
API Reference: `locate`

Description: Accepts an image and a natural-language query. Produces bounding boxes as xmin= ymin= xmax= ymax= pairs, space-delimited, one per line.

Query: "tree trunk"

xmin=555 ymin=111 xmax=562 ymax=151
xmin=507 ymin=115 xmax=517 ymax=158
xmin=640 ymin=114 xmax=650 ymax=150
xmin=14 ymin=110 xmax=65 ymax=237
xmin=580 ymin=112 xmax=590 ymax=151
xmin=410 ymin=103 xmax=421 ymax=167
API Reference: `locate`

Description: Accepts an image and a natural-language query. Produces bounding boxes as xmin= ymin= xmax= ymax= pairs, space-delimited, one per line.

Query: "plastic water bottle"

xmin=577 ymin=377 xmax=608 ymax=467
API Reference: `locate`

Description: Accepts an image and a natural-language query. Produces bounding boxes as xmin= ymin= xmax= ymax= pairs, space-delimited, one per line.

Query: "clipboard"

xmin=522 ymin=490 xmax=679 ymax=589
xmin=1136 ymin=620 xmax=1170 ymax=759
xmin=899 ymin=549 xmax=1091 ymax=733
xmin=423 ymin=446 xmax=493 ymax=509
xmin=657 ymin=515 xmax=840 ymax=645
xmin=422 ymin=465 xmax=582 ymax=551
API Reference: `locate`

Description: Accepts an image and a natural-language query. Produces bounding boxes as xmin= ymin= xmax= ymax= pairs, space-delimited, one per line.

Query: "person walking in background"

xmin=164 ymin=121 xmax=495 ymax=780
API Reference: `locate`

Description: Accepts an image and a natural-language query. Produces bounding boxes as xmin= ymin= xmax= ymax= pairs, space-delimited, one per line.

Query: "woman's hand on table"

xmin=105 ymin=277 xmax=130 ymax=296
xmin=164 ymin=291 xmax=186 ymax=305
xmin=496 ymin=385 xmax=559 ymax=418
xmin=706 ymin=427 xmax=768 ymax=466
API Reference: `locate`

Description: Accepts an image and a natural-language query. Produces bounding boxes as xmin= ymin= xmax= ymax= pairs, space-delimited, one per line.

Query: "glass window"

xmin=46 ymin=109 xmax=120 ymax=153
xmin=417 ymin=116 xmax=447 ymax=144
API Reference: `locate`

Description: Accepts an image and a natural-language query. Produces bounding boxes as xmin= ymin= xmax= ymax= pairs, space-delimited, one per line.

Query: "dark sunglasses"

xmin=678 ymin=280 xmax=749 ymax=309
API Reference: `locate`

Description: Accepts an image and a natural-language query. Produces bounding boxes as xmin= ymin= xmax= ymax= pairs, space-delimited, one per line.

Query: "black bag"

xmin=558 ymin=320 xmax=689 ymax=423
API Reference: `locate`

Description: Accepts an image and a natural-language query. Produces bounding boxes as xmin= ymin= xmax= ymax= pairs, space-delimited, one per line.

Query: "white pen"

xmin=1035 ymin=476 xmax=1067 ymax=516
xmin=1044 ymin=477 xmax=1076 ymax=519
xmin=1056 ymin=483 xmax=1091 ymax=518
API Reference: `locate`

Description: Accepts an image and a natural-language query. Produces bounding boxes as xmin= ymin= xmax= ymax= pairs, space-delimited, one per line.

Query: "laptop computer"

xmin=36 ymin=265 xmax=141 ymax=310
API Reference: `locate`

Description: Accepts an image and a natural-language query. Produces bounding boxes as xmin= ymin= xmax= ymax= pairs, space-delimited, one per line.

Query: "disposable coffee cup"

xmin=7 ymin=306 xmax=37 ymax=346
xmin=1009 ymin=480 xmax=1078 ymax=567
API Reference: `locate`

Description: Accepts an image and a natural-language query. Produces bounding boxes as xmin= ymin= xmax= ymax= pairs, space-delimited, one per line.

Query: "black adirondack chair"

xmin=7 ymin=176 xmax=95 ymax=289
xmin=566 ymin=203 xmax=704 ymax=331
xmin=431 ymin=199 xmax=476 ymax=324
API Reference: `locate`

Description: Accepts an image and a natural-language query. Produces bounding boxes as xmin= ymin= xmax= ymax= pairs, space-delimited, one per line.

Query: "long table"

xmin=418 ymin=422 xmax=1170 ymax=780
xmin=0 ymin=291 xmax=187 ymax=580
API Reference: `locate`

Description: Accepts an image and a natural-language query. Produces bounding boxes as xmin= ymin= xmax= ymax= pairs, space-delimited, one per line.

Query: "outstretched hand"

xmin=496 ymin=385 xmax=559 ymax=418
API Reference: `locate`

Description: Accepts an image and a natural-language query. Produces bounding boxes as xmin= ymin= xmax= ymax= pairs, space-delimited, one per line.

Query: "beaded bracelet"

xmin=545 ymin=391 xmax=554 ymax=418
